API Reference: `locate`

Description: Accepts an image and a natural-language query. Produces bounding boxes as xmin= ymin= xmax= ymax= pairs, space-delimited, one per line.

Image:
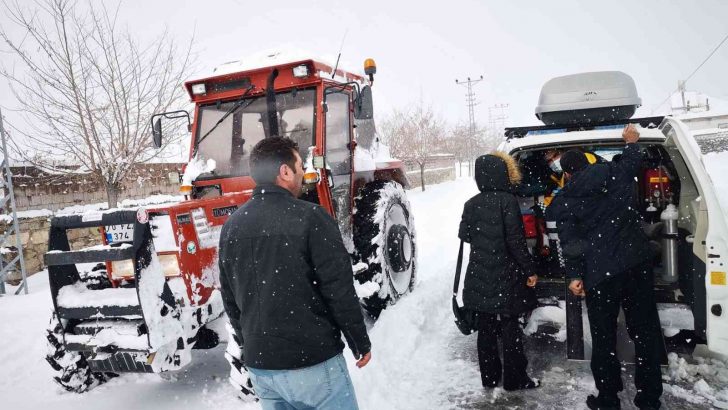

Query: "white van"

xmin=498 ymin=71 xmax=728 ymax=360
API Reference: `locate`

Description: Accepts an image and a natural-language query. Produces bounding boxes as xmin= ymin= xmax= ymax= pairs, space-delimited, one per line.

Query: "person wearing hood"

xmin=547 ymin=125 xmax=663 ymax=410
xmin=458 ymin=152 xmax=540 ymax=391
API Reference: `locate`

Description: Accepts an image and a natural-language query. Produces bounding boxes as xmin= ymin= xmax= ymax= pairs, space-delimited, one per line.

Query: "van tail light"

xmin=522 ymin=214 xmax=538 ymax=239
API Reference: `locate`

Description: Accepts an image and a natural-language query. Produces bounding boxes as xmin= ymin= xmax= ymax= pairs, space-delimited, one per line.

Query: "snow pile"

xmin=137 ymin=254 xmax=184 ymax=354
xmin=657 ymin=304 xmax=695 ymax=337
xmin=353 ymin=280 xmax=380 ymax=299
xmin=353 ymin=140 xmax=397 ymax=172
xmin=121 ymin=195 xmax=184 ymax=208
xmin=47 ymin=194 xmax=184 ymax=217
xmin=211 ymin=46 xmax=361 ymax=80
xmin=151 ymin=215 xmax=179 ymax=252
xmin=181 ymin=156 xmax=216 ymax=187
xmin=663 ymin=352 xmax=728 ymax=408
xmin=524 ymin=301 xmax=567 ymax=342
xmin=3 ymin=208 xmax=54 ymax=222
xmin=353 ymin=146 xmax=377 ymax=171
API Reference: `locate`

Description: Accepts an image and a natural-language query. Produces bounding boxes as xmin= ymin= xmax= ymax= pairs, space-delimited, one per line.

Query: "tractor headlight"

xmin=111 ymin=259 xmax=135 ymax=279
xmin=191 ymin=83 xmax=206 ymax=95
xmin=159 ymin=254 xmax=181 ymax=277
xmin=292 ymin=64 xmax=309 ymax=78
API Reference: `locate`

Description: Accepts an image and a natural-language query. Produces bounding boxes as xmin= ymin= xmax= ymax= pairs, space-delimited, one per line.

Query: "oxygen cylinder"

xmin=660 ymin=204 xmax=679 ymax=283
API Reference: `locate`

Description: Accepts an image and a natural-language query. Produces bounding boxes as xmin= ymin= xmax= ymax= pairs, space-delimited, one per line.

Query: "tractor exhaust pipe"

xmin=266 ymin=68 xmax=279 ymax=137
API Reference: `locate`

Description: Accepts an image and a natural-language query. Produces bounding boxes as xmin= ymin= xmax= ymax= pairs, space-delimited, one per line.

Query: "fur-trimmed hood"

xmin=474 ymin=151 xmax=522 ymax=192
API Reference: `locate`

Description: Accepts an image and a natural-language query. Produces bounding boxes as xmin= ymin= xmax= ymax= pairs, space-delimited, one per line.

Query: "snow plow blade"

xmin=44 ymin=210 xmax=180 ymax=373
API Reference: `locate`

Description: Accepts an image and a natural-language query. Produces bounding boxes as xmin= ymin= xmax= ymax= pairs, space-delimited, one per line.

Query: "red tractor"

xmin=43 ymin=56 xmax=417 ymax=394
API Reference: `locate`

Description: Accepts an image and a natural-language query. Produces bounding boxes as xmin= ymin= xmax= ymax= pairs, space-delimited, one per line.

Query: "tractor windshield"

xmin=195 ymin=88 xmax=315 ymax=177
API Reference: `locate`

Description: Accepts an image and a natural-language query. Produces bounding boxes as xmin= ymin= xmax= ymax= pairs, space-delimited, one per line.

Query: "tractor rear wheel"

xmin=353 ymin=181 xmax=417 ymax=318
xmin=45 ymin=313 xmax=114 ymax=393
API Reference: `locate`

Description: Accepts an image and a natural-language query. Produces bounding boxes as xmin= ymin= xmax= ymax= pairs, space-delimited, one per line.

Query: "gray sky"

xmin=2 ymin=0 xmax=728 ymax=136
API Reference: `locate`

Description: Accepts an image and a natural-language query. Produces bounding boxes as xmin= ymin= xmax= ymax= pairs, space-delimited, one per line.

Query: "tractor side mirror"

xmin=150 ymin=110 xmax=192 ymax=149
xmin=152 ymin=117 xmax=163 ymax=148
xmin=354 ymin=86 xmax=374 ymax=120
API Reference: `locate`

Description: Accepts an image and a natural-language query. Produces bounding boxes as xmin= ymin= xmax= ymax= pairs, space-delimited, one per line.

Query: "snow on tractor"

xmin=43 ymin=54 xmax=417 ymax=394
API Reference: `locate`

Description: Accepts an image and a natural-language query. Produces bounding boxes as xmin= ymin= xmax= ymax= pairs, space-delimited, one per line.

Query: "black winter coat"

xmin=458 ymin=153 xmax=537 ymax=315
xmin=546 ymin=143 xmax=651 ymax=290
xmin=219 ymin=184 xmax=371 ymax=370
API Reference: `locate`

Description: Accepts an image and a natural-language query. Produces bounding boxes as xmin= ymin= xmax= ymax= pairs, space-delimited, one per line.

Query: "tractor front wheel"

xmin=353 ymin=181 xmax=417 ymax=318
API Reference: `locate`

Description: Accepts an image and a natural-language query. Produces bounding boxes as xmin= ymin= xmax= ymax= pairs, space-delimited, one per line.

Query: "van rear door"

xmin=660 ymin=117 xmax=728 ymax=358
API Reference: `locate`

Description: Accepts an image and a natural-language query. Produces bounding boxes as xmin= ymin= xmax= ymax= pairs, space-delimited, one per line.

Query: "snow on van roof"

xmin=212 ymin=47 xmax=356 ymax=76
xmin=501 ymin=126 xmax=666 ymax=153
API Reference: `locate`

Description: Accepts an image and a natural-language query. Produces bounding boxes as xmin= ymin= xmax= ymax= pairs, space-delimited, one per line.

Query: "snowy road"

xmin=1 ymin=177 xmax=726 ymax=409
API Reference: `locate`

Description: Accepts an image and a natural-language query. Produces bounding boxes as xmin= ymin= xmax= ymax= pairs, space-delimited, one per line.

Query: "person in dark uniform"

xmin=547 ymin=125 xmax=663 ymax=410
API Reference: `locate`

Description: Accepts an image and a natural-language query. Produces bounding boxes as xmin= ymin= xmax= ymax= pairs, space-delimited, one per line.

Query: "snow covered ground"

xmin=1 ymin=177 xmax=726 ymax=409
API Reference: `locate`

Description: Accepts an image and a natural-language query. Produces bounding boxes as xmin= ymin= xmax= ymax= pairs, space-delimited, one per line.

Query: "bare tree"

xmin=0 ymin=0 xmax=193 ymax=207
xmin=444 ymin=123 xmax=471 ymax=176
xmin=381 ymin=104 xmax=445 ymax=191
xmin=443 ymin=122 xmax=504 ymax=176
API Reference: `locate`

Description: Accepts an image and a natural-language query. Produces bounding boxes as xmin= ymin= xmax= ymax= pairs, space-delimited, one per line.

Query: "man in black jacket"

xmin=219 ymin=137 xmax=371 ymax=410
xmin=547 ymin=125 xmax=663 ymax=410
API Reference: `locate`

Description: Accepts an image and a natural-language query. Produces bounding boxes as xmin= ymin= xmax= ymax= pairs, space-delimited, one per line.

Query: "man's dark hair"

xmin=250 ymin=137 xmax=300 ymax=184
xmin=561 ymin=149 xmax=589 ymax=174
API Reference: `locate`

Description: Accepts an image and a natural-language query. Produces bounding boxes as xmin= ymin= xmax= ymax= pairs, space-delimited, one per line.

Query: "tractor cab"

xmin=152 ymin=58 xmax=385 ymax=224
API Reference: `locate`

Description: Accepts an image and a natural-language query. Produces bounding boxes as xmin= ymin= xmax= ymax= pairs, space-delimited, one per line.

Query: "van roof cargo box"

xmin=535 ymin=71 xmax=641 ymax=126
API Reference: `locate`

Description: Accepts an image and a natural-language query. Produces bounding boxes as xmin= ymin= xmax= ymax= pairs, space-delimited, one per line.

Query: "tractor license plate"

xmin=105 ymin=224 xmax=134 ymax=243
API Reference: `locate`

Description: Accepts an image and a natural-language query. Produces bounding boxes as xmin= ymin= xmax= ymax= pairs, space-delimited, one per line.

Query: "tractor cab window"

xmin=195 ymin=88 xmax=315 ymax=178
xmin=325 ymin=91 xmax=352 ymax=175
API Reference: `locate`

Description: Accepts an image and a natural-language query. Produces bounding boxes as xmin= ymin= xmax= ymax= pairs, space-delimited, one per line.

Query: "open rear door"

xmin=660 ymin=117 xmax=728 ymax=358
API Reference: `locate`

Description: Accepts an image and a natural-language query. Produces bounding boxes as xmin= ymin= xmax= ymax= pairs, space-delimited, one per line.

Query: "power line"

xmin=488 ymin=104 xmax=509 ymax=138
xmin=652 ymin=30 xmax=728 ymax=113
xmin=685 ymin=32 xmax=728 ymax=84
xmin=455 ymin=75 xmax=484 ymax=176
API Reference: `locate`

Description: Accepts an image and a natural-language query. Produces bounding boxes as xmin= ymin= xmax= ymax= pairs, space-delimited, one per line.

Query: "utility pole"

xmin=0 ymin=107 xmax=28 ymax=295
xmin=488 ymin=103 xmax=509 ymax=144
xmin=455 ymin=75 xmax=484 ymax=176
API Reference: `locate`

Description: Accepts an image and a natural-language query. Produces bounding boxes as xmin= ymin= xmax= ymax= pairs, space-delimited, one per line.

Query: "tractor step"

xmin=87 ymin=351 xmax=153 ymax=373
xmin=73 ymin=319 xmax=146 ymax=337
xmin=45 ymin=243 xmax=134 ymax=265
xmin=56 ymin=283 xmax=142 ymax=319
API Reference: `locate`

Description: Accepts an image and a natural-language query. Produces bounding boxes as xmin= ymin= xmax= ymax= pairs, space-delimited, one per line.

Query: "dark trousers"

xmin=477 ymin=314 xmax=529 ymax=389
xmin=585 ymin=263 xmax=663 ymax=407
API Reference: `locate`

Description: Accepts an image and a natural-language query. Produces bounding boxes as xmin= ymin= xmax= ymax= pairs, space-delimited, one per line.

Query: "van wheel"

xmin=354 ymin=181 xmax=417 ymax=318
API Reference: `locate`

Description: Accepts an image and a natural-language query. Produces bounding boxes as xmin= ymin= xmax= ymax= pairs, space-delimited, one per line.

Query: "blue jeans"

xmin=247 ymin=353 xmax=359 ymax=410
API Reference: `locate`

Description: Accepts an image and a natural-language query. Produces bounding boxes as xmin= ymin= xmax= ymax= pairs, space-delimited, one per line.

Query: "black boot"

xmin=634 ymin=396 xmax=661 ymax=410
xmin=503 ymin=377 xmax=541 ymax=391
xmin=586 ymin=394 xmax=621 ymax=410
